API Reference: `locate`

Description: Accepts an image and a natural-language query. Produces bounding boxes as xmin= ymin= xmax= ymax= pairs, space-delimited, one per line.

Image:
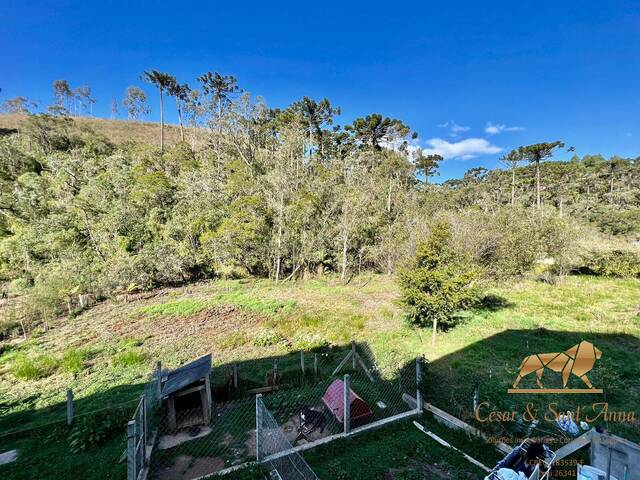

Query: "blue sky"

xmin=2 ymin=0 xmax=639 ymax=180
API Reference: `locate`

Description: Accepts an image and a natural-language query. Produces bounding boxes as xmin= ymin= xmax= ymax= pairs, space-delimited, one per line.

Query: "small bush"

xmin=11 ymin=353 xmax=58 ymax=380
xmin=253 ymin=329 xmax=284 ymax=347
xmin=582 ymin=250 xmax=640 ymax=278
xmin=112 ymin=349 xmax=146 ymax=367
xmin=215 ymin=292 xmax=296 ymax=316
xmin=399 ymin=222 xmax=481 ymax=335
xmin=61 ymin=348 xmax=89 ymax=374
xmin=218 ymin=332 xmax=248 ymax=350
xmin=291 ymin=332 xmax=329 ymax=350
xmin=139 ymin=299 xmax=209 ymax=316
xmin=68 ymin=407 xmax=130 ymax=453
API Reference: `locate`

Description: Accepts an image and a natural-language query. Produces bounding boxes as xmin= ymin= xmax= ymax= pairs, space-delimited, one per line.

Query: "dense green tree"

xmin=399 ymin=222 xmax=480 ymax=346
xmin=287 ymin=97 xmax=341 ymax=158
xmin=346 ymin=114 xmax=415 ymax=151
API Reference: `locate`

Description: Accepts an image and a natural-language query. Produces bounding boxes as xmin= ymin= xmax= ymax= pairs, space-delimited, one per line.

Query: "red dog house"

xmin=322 ymin=379 xmax=373 ymax=426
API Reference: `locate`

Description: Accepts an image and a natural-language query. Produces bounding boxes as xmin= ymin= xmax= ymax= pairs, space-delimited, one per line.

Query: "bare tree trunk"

xmin=177 ymin=99 xmax=185 ymax=142
xmin=160 ymin=88 xmax=165 ymax=152
xmin=341 ymin=233 xmax=349 ymax=280
xmin=274 ymin=191 xmax=284 ymax=283
xmin=511 ymin=167 xmax=516 ymax=205
xmin=431 ymin=318 xmax=437 ymax=347
xmin=535 ymin=159 xmax=541 ymax=210
xmin=387 ymin=180 xmax=393 ymax=274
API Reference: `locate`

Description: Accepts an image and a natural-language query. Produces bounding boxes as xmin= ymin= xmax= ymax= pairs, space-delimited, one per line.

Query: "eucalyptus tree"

xmin=110 ymin=98 xmax=119 ymax=119
xmin=519 ymin=141 xmax=564 ymax=209
xmin=142 ymin=70 xmax=176 ymax=152
xmin=52 ymin=79 xmax=73 ymax=112
xmin=500 ymin=148 xmax=526 ymax=205
xmin=346 ymin=113 xmax=416 ymax=151
xmin=122 ymin=86 xmax=150 ymax=120
xmin=74 ymin=86 xmax=95 ymax=116
xmin=1 ymin=96 xmax=37 ymax=114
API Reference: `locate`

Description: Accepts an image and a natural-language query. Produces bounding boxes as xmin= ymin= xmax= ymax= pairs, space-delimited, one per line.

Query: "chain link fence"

xmin=140 ymin=343 xmax=423 ymax=480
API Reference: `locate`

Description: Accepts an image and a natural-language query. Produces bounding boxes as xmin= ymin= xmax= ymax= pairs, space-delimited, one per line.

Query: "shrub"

xmin=68 ymin=407 xmax=129 ymax=453
xmin=218 ymin=332 xmax=248 ymax=350
xmin=253 ymin=329 xmax=284 ymax=347
xmin=139 ymin=299 xmax=209 ymax=316
xmin=112 ymin=349 xmax=146 ymax=367
xmin=582 ymin=250 xmax=640 ymax=278
xmin=61 ymin=348 xmax=88 ymax=374
xmin=399 ymin=222 xmax=480 ymax=344
xmin=11 ymin=353 xmax=58 ymax=380
xmin=291 ymin=333 xmax=329 ymax=350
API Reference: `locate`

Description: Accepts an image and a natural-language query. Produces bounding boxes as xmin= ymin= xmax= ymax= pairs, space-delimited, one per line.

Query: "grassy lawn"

xmin=0 ymin=274 xmax=638 ymax=479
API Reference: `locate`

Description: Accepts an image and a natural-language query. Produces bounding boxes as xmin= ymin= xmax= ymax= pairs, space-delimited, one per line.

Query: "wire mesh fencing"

xmin=141 ymin=343 xmax=423 ymax=480
xmin=127 ymin=362 xmax=163 ymax=480
xmin=257 ymin=395 xmax=319 ymax=480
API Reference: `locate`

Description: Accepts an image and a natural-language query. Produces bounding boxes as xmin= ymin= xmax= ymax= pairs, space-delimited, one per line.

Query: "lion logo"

xmin=509 ymin=341 xmax=603 ymax=393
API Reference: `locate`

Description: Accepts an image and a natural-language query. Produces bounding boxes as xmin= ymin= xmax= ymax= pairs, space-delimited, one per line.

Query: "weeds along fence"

xmin=140 ymin=343 xmax=424 ymax=480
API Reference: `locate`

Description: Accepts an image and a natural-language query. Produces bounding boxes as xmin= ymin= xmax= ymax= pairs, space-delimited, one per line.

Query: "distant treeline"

xmin=0 ymin=75 xmax=639 ymax=333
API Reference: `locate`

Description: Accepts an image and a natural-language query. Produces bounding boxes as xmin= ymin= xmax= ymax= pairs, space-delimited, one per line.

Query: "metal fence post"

xmin=351 ymin=342 xmax=356 ymax=369
xmin=140 ymin=395 xmax=147 ymax=463
xmin=255 ymin=394 xmax=263 ymax=462
xmin=156 ymin=361 xmax=162 ymax=400
xmin=415 ymin=358 xmax=423 ymax=413
xmin=127 ymin=420 xmax=137 ymax=480
xmin=314 ymin=353 xmax=318 ymax=376
xmin=66 ymin=389 xmax=74 ymax=426
xmin=343 ymin=374 xmax=351 ymax=435
xmin=300 ymin=351 xmax=305 ymax=374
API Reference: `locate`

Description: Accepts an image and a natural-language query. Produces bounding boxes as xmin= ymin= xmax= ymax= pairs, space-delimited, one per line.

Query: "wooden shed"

xmin=322 ymin=379 xmax=372 ymax=426
xmin=161 ymin=354 xmax=212 ymax=431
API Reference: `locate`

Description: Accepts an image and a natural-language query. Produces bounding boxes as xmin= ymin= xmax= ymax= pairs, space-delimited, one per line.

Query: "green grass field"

xmin=0 ymin=273 xmax=638 ymax=479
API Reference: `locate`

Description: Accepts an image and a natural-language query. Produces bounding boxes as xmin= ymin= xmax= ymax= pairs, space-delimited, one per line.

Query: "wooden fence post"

xmin=343 ymin=374 xmax=351 ymax=435
xmin=416 ymin=358 xmax=423 ymax=413
xmin=127 ymin=420 xmax=137 ymax=480
xmin=66 ymin=389 xmax=74 ymax=425
xmin=255 ymin=394 xmax=263 ymax=462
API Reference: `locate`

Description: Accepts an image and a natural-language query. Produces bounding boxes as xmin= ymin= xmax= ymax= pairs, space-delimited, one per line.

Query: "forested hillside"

xmin=1 ymin=78 xmax=639 ymax=339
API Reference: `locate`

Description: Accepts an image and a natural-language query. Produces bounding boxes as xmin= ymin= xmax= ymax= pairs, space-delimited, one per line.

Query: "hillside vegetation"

xmin=1 ymin=109 xmax=639 ymax=343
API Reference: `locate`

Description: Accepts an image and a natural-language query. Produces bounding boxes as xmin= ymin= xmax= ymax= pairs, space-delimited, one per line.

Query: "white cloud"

xmin=485 ymin=122 xmax=525 ymax=135
xmin=438 ymin=120 xmax=470 ymax=137
xmin=422 ymin=137 xmax=502 ymax=160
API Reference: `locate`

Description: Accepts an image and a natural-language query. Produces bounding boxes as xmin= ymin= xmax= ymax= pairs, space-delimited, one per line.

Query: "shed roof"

xmin=322 ymin=379 xmax=372 ymax=423
xmin=162 ymin=353 xmax=211 ymax=397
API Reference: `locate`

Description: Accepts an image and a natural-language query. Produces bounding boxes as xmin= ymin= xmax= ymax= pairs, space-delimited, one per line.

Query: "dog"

xmin=512 ymin=340 xmax=602 ymax=389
